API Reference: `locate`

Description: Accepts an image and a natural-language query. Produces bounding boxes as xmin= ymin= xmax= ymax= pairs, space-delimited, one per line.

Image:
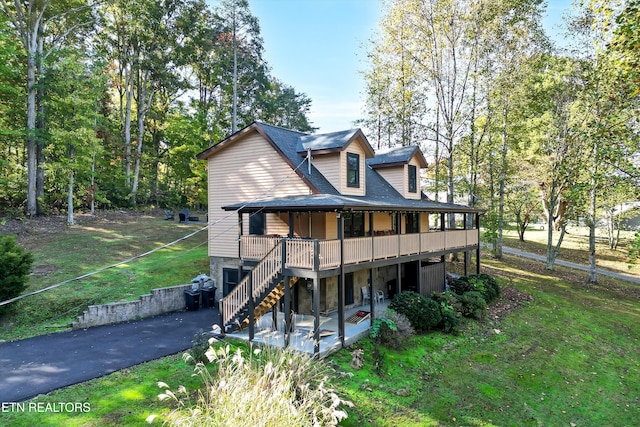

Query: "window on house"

xmin=249 ymin=212 xmax=265 ymax=235
xmin=408 ymin=165 xmax=417 ymax=193
xmin=343 ymin=212 xmax=365 ymax=237
xmin=346 ymin=152 xmax=360 ymax=188
xmin=406 ymin=213 xmax=419 ymax=233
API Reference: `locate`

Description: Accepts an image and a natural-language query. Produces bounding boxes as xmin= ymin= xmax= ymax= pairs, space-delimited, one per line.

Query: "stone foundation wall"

xmin=72 ymin=284 xmax=194 ymax=329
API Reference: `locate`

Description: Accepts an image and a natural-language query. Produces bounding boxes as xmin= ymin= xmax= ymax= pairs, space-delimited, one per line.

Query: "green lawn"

xmin=0 ymin=211 xmax=209 ymax=341
xmin=2 ymin=216 xmax=639 ymax=426
xmin=331 ymin=253 xmax=640 ymax=426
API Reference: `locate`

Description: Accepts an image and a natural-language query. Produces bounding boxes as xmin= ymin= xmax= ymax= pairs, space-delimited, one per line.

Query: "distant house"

xmin=197 ymin=122 xmax=482 ymax=356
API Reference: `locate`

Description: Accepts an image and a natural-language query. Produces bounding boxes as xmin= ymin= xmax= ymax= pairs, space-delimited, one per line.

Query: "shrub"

xmin=0 ymin=236 xmax=34 ymax=314
xmin=449 ymin=274 xmax=501 ymax=304
xmin=187 ymin=330 xmax=212 ymax=365
xmin=475 ymin=273 xmax=501 ymax=303
xmin=152 ymin=344 xmax=352 ymax=426
xmin=390 ymin=291 xmax=442 ymax=332
xmin=460 ymin=291 xmax=487 ymax=320
xmin=449 ymin=276 xmax=474 ymax=294
xmin=431 ymin=291 xmax=462 ymax=334
xmin=371 ymin=309 xmax=415 ymax=349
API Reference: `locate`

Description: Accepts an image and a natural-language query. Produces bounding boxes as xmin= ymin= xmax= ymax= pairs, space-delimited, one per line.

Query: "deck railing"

xmin=240 ymin=229 xmax=479 ymax=271
xmin=221 ymin=240 xmax=283 ymax=327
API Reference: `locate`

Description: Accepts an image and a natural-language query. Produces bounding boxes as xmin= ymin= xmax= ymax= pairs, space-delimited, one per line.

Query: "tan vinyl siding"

xmin=325 ymin=213 xmax=338 ymax=239
xmin=372 ymin=212 xmax=393 ymax=231
xmin=375 ymin=154 xmax=422 ymax=199
xmin=421 ymin=212 xmax=430 ymax=231
xmin=341 ymin=141 xmax=366 ymax=196
xmin=311 ymin=153 xmax=340 ymax=192
xmin=406 ymin=156 xmax=422 ymax=200
xmin=266 ymin=213 xmax=290 ymax=236
xmin=376 ymin=166 xmax=405 ymax=197
xmin=207 ymin=132 xmax=310 ymax=258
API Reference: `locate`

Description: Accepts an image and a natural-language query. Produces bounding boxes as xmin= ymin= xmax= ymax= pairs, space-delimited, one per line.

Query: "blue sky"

xmin=248 ymin=0 xmax=573 ymax=133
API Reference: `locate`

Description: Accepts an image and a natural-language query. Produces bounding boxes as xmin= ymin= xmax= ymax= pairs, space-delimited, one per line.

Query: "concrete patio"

xmin=226 ymin=300 xmax=391 ymax=358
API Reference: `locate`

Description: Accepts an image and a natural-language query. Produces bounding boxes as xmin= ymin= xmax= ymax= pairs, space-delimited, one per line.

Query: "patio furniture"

xmin=375 ymin=290 xmax=385 ymax=304
xmin=361 ymin=287 xmax=371 ymax=305
xmin=163 ymin=209 xmax=174 ymax=220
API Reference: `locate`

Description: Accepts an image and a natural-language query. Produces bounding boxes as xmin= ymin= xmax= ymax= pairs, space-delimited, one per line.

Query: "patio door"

xmin=345 ymin=272 xmax=354 ymax=305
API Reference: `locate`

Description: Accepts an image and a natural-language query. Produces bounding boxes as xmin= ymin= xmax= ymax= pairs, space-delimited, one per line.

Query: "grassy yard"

xmin=2 ymin=216 xmax=639 ymax=426
xmin=4 ymin=250 xmax=638 ymax=426
xmin=501 ymin=225 xmax=638 ymax=275
xmin=0 ymin=211 xmax=209 ymax=341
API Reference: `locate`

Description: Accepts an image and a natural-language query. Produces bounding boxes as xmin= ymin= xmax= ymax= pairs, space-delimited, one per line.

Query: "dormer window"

xmin=347 ymin=152 xmax=360 ymax=188
xmin=408 ymin=165 xmax=417 ymax=193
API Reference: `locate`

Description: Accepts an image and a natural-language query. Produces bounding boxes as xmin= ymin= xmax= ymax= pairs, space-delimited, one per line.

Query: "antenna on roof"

xmin=307 ymin=148 xmax=312 ymax=175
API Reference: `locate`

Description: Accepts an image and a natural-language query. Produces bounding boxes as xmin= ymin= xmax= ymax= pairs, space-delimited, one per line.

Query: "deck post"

xmin=248 ymin=274 xmax=254 ymax=341
xmin=283 ymin=240 xmax=291 ymax=347
xmin=313 ymin=276 xmax=320 ymax=357
xmin=463 ymin=213 xmax=469 ymax=276
xmin=476 ymin=213 xmax=481 ymax=275
xmin=369 ymin=212 xmax=374 ymax=316
xmin=238 ymin=212 xmax=243 ymax=299
xmin=338 ymin=213 xmax=345 ymax=346
xmin=288 ymin=212 xmax=294 ymax=238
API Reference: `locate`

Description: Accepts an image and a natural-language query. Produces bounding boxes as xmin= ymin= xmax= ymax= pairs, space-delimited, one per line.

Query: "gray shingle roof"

xmin=296 ymin=129 xmax=361 ymax=152
xmin=202 ymin=121 xmax=480 ymax=214
xmin=367 ymin=145 xmax=427 ymax=168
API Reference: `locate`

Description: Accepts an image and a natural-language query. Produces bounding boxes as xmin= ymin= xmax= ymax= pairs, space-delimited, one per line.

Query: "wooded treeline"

xmin=361 ymin=0 xmax=640 ymax=278
xmin=0 ymin=0 xmax=314 ymax=220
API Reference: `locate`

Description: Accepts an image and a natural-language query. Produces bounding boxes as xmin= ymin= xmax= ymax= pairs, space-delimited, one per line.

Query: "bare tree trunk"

xmin=496 ymin=100 xmax=509 ymax=260
xmin=131 ymin=75 xmax=154 ymax=205
xmin=36 ymin=31 xmax=45 ymax=214
xmin=67 ymin=170 xmax=74 ymax=225
xmin=26 ymin=51 xmax=37 ymax=217
xmin=587 ymin=146 xmax=598 ymax=283
xmin=124 ymin=67 xmax=133 ymax=188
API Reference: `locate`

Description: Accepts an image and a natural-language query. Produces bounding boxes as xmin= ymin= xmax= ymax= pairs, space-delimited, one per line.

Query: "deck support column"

xmin=237 ymin=212 xmax=243 ymax=299
xmin=440 ymin=213 xmax=446 ymax=286
xmin=313 ymin=276 xmax=320 ymax=358
xmin=338 ymin=213 xmax=345 ymax=347
xmin=369 ymin=212 xmax=374 ymax=316
xmin=476 ymin=213 xmax=481 ymax=275
xmin=248 ymin=274 xmax=254 ymax=341
xmin=283 ymin=243 xmax=291 ymax=346
xmin=396 ymin=263 xmax=401 ymax=295
xmin=463 ymin=214 xmax=469 ymax=276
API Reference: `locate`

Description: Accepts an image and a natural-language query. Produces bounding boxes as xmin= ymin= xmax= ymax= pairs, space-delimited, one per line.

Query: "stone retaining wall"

xmin=72 ymin=284 xmax=195 ymax=329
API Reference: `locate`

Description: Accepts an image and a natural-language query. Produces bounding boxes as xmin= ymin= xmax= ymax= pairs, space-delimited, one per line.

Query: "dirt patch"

xmin=487 ymin=286 xmax=534 ymax=322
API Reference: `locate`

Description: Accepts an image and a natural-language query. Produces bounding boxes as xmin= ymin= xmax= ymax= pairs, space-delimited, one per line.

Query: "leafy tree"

xmin=0 ymin=236 xmax=34 ymax=313
xmin=0 ymin=0 xmax=94 ymax=217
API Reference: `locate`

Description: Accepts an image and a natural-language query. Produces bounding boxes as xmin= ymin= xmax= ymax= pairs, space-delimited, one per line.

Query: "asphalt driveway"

xmin=0 ymin=308 xmax=220 ymax=403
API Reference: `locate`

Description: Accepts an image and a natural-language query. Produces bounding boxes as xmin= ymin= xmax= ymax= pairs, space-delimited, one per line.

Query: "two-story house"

xmin=197 ymin=121 xmax=481 ymax=356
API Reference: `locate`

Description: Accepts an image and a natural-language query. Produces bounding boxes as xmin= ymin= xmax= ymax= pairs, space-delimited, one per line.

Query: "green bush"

xmin=431 ymin=291 xmax=462 ymax=334
xmin=450 ymin=274 xmax=500 ymax=304
xmin=475 ymin=273 xmax=501 ymax=303
xmin=0 ymin=236 xmax=34 ymax=313
xmin=460 ymin=291 xmax=487 ymax=320
xmin=371 ymin=309 xmax=415 ymax=349
xmin=390 ymin=291 xmax=442 ymax=332
xmin=370 ymin=318 xmax=399 ymax=348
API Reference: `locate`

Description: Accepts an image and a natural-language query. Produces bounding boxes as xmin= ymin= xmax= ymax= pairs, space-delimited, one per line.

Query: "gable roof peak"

xmin=368 ymin=145 xmax=428 ymax=168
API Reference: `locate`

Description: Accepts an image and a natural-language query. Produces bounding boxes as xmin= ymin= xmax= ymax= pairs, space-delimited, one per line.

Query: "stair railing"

xmin=221 ymin=239 xmax=284 ymax=327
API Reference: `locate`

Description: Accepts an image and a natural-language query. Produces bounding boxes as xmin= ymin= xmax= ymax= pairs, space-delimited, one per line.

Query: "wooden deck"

xmin=240 ymin=229 xmax=479 ymax=271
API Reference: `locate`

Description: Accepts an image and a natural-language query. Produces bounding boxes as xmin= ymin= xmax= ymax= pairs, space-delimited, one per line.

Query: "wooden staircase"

xmin=239 ymin=276 xmax=298 ymax=329
xmin=221 ymin=239 xmax=300 ymax=332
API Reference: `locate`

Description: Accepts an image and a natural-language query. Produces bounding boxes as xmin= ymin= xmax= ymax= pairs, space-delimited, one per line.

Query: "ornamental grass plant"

xmin=149 ymin=341 xmax=352 ymax=427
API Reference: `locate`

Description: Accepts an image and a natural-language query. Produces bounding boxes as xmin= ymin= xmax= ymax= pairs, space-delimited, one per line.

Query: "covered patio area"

xmin=226 ymin=300 xmax=391 ymax=358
